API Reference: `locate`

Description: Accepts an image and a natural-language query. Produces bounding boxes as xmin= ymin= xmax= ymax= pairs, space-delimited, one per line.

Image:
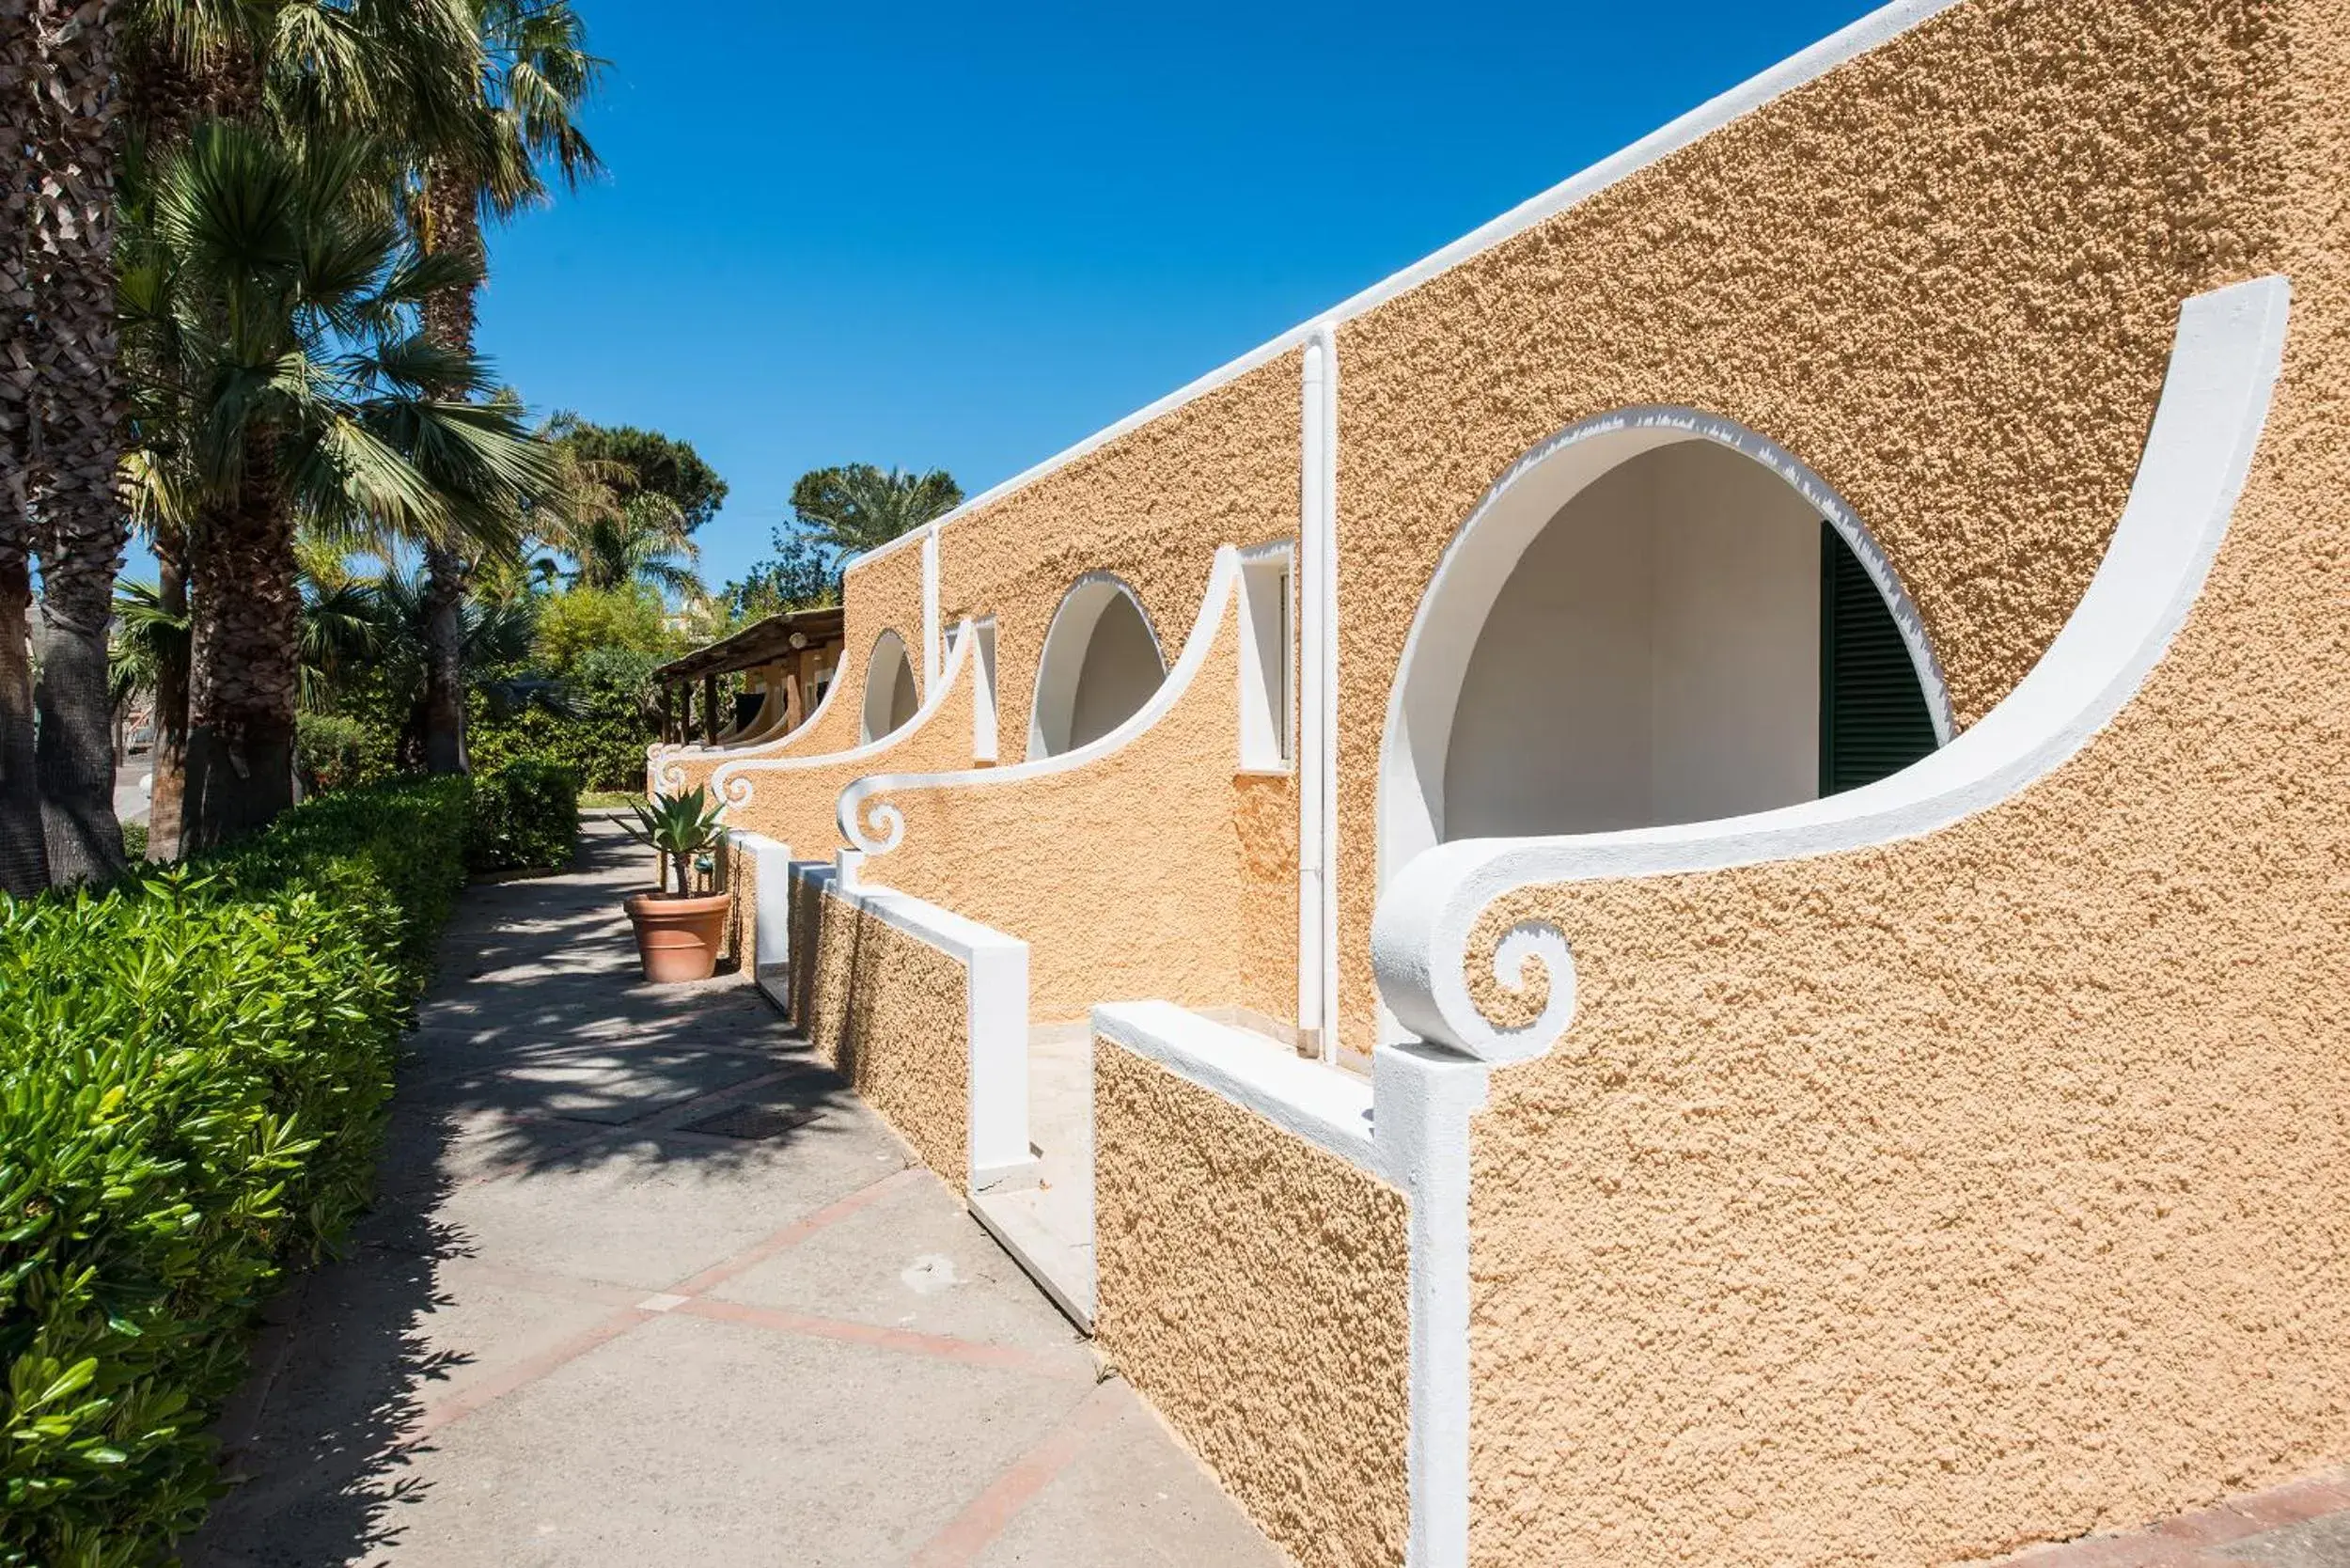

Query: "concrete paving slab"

xmin=972 ymin=1386 xmax=1288 ymax=1568
xmin=375 ymin=1310 xmax=1089 ymax=1567
xmin=2219 ymin=1512 xmax=2350 ymax=1565
xmin=708 ymin=1169 xmax=1093 ymax=1359
xmin=422 ymin=1125 xmax=909 ymax=1291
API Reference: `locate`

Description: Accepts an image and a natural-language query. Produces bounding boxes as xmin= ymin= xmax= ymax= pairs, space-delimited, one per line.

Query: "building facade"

xmin=650 ymin=3 xmax=2349 ymax=1562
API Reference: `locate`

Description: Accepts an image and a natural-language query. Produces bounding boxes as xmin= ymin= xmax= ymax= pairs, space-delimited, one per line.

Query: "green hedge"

xmin=0 ymin=777 xmax=471 ymax=1564
xmin=466 ymin=761 xmax=581 ymax=876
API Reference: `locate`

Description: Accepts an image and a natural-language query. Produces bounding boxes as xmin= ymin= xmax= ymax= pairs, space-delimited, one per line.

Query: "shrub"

xmin=295 ymin=710 xmax=398 ymax=795
xmin=467 ymin=761 xmax=581 ymax=876
xmin=118 ymin=821 xmax=148 ymax=861
xmin=468 ymin=644 xmax=663 ymax=792
xmin=0 ymin=777 xmax=470 ymax=1563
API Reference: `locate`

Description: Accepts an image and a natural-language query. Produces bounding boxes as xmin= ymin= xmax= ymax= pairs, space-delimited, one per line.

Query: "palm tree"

xmin=555 ymin=506 xmax=704 ymax=599
xmin=535 ymin=432 xmax=705 ymax=600
xmin=118 ymin=0 xmax=487 ymax=860
xmin=0 ymin=0 xmax=46 ymax=896
xmin=789 ymin=464 xmax=964 ymax=558
xmin=368 ymin=562 xmax=565 ymax=760
xmin=119 ymin=121 xmax=557 ymax=849
xmin=0 ymin=0 xmax=133 ymax=887
xmin=410 ymin=0 xmax=602 ymax=775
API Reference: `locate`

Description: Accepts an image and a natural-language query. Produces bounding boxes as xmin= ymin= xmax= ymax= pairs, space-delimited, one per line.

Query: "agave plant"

xmin=621 ymin=786 xmax=725 ymax=898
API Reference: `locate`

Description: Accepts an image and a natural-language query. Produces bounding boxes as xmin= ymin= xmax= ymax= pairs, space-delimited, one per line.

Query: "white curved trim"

xmin=842 ymin=0 xmax=1966 ymax=588
xmin=650 ymin=655 xmax=849 ymax=794
xmin=861 ymin=628 xmax=918 ymax=745
xmin=1371 ymin=277 xmax=2291 ymax=1063
xmin=1025 ymin=572 xmax=1168 ymax=761
xmin=1375 ymin=406 xmax=1950 ymax=901
xmin=710 ymin=621 xmax=979 ymax=816
xmin=841 ymin=548 xmax=1242 ymax=855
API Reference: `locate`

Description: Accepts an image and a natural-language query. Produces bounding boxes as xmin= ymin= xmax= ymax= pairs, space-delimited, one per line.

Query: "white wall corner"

xmin=1372 ymin=1042 xmax=1496 ymax=1568
xmin=966 ymin=936 xmax=1036 ymax=1192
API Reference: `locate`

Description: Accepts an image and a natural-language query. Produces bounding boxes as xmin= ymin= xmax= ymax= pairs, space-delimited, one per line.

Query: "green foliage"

xmin=714 ymin=528 xmax=838 ymax=628
xmin=787 ymin=463 xmax=962 ymax=557
xmin=531 ymin=585 xmax=678 ymax=674
xmin=465 ymin=763 xmax=581 ymax=876
xmin=295 ymin=711 xmax=399 ymax=795
xmin=467 ymin=645 xmax=660 ymax=792
xmin=118 ymin=823 xmax=148 ymax=863
xmin=620 ymin=787 xmax=726 ymax=897
xmin=546 ymin=414 xmax=728 ymax=533
xmin=0 ymin=778 xmax=471 ymax=1563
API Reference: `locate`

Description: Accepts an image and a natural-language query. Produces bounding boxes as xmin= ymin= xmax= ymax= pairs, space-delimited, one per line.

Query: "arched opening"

xmin=860 ymin=629 xmax=920 ymax=744
xmin=1381 ymin=408 xmax=1951 ymax=881
xmin=1027 ymin=575 xmax=1167 ymax=759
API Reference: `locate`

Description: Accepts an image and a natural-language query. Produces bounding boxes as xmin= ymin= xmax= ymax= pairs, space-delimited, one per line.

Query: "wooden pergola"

xmin=652 ymin=605 xmax=845 ymax=747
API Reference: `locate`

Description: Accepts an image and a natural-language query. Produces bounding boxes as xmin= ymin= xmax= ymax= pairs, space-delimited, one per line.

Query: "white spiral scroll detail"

xmin=838 ymin=782 xmax=905 ymax=855
xmin=654 ymin=754 xmax=688 ymax=794
xmin=1487 ymin=920 xmax=1578 ymax=1051
xmin=718 ymin=771 xmax=756 ymax=810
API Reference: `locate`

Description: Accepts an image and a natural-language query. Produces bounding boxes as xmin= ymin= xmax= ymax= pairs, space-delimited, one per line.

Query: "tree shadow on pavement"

xmin=180 ymin=818 xmax=871 ymax=1565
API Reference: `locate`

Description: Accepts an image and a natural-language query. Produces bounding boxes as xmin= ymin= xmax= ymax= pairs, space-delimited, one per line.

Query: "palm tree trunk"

xmin=182 ymin=443 xmax=300 ymax=853
xmin=416 ymin=168 xmax=482 ymax=776
xmin=145 ymin=534 xmax=188 ymax=860
xmin=418 ymin=538 xmax=467 ymax=773
xmin=24 ymin=0 xmax=127 ymax=885
xmin=0 ymin=0 xmax=49 ymax=896
xmin=0 ymin=541 xmax=45 ymax=896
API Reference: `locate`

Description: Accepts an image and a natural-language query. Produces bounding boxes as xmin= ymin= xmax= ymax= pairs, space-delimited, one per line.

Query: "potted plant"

xmin=619 ymin=787 xmax=732 ymax=982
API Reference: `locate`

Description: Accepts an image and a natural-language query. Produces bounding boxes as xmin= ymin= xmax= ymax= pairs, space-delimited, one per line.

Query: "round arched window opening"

xmin=1026 ymin=575 xmax=1167 ymax=760
xmin=1378 ymin=407 xmax=1953 ymax=888
xmin=859 ymin=629 xmax=920 ymax=744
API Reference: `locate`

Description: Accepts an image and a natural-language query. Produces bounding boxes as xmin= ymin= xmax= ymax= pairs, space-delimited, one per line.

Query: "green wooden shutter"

xmin=1820 ymin=522 xmax=1937 ymax=794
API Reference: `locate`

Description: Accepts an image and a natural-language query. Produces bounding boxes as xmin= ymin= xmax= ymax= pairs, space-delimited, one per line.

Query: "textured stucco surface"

xmin=721 ymin=836 xmax=757 ymax=974
xmin=1330 ymin=0 xmax=2287 ymax=1054
xmin=719 ymin=640 xmax=982 ymax=863
xmin=1440 ymin=8 xmax=2348 ymax=1564
xmin=867 ymin=588 xmax=1297 ymax=1025
xmin=932 ymin=355 xmax=1301 ymax=762
xmin=791 ymin=871 xmax=970 ymax=1184
xmin=1093 ymin=1038 xmax=1410 ymax=1568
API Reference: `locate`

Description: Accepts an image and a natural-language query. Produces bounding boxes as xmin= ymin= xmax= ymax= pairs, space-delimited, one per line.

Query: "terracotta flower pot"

xmin=625 ymin=891 xmax=731 ymax=983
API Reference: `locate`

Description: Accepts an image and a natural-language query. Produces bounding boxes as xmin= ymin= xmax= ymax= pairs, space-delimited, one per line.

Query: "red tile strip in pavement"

xmin=409 ymin=1307 xmax=655 ymax=1440
xmin=665 ymin=1163 xmax=928 ymax=1296
xmin=1997 ymin=1466 xmax=2350 ymax=1567
xmin=405 ymin=1164 xmax=925 ymax=1441
xmin=905 ymin=1381 xmax=1127 ymax=1568
xmin=672 ymin=1296 xmax=1092 ymax=1384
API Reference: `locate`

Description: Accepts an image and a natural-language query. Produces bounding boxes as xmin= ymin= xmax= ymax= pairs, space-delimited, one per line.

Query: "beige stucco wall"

xmin=866 ymin=588 xmax=1298 ymax=1026
xmin=931 ymin=355 xmax=1302 ymax=763
xmin=791 ymin=870 xmax=969 ymax=1184
xmin=718 ymin=641 xmax=982 ymax=861
xmin=1093 ymin=1039 xmax=1410 ymax=1568
xmin=1329 ymin=0 xmax=2287 ymax=1054
xmin=1437 ymin=7 xmax=2347 ymax=1564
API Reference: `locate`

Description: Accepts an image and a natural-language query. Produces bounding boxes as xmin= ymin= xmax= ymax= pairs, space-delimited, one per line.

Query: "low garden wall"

xmin=1091 ymin=1011 xmax=1414 ymax=1568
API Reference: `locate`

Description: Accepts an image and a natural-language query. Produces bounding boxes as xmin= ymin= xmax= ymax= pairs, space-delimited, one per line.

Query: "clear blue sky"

xmin=145 ymin=1 xmax=1895 ymax=588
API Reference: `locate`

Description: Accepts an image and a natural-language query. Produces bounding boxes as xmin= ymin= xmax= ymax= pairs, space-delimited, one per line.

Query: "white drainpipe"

xmin=1298 ymin=327 xmax=1341 ymax=1059
xmin=921 ymin=523 xmax=943 ymax=690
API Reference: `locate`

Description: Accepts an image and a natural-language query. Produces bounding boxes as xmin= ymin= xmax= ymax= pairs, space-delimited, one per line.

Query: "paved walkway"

xmin=1986 ymin=1467 xmax=2350 ymax=1568
xmin=187 ymin=816 xmax=1284 ymax=1568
